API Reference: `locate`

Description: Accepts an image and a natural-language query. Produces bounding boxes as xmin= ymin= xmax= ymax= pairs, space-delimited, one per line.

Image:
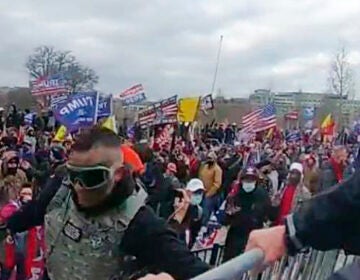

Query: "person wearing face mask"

xmin=198 ymin=151 xmax=223 ymax=226
xmin=1 ymin=127 xmax=209 ymax=280
xmin=1 ymin=132 xmax=19 ymax=150
xmin=19 ymin=183 xmax=33 ymax=205
xmin=223 ymin=167 xmax=272 ymax=262
xmin=274 ymin=162 xmax=311 ymax=225
xmin=0 ymin=151 xmax=27 ymax=186
xmin=168 ymin=179 xmax=205 ymax=248
xmin=24 ymin=127 xmax=37 ymax=154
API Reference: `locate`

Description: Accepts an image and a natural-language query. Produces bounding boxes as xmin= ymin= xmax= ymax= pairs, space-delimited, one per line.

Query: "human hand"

xmin=174 ymin=189 xmax=190 ymax=208
xmin=137 ymin=272 xmax=174 ymax=280
xmin=245 ymin=226 xmax=286 ymax=264
xmin=173 ymin=189 xmax=190 ymax=223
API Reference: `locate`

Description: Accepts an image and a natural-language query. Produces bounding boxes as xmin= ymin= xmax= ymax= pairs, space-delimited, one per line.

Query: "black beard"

xmin=72 ymin=168 xmax=135 ymax=216
xmin=6 ymin=168 xmax=18 ymax=176
xmin=288 ymin=178 xmax=300 ymax=186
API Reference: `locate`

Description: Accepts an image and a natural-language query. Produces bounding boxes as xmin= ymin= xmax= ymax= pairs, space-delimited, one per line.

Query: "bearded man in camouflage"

xmin=1 ymin=127 xmax=208 ymax=280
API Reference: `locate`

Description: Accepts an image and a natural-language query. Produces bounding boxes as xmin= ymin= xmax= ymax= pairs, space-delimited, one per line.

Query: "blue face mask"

xmin=191 ymin=193 xmax=203 ymax=205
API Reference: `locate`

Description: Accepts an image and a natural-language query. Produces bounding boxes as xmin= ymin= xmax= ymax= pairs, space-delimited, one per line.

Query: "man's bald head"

xmin=72 ymin=126 xmax=121 ymax=152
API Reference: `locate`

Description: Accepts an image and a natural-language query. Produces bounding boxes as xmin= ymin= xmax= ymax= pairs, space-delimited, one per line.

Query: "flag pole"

xmin=110 ymin=94 xmax=114 ymax=116
xmin=210 ymin=35 xmax=224 ymax=94
xmin=93 ymin=91 xmax=100 ymax=125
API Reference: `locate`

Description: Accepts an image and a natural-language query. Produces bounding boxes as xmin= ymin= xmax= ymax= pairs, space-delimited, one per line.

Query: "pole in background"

xmin=210 ymin=35 xmax=224 ymax=94
xmin=93 ymin=91 xmax=100 ymax=125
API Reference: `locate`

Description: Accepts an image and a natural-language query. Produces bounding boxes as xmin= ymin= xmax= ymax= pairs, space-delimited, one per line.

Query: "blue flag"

xmin=24 ymin=113 xmax=35 ymax=126
xmin=303 ymin=107 xmax=315 ymax=121
xmin=127 ymin=126 xmax=135 ymax=139
xmin=97 ymin=95 xmax=112 ymax=118
xmin=54 ymin=91 xmax=99 ymax=132
xmin=286 ymin=131 xmax=301 ymax=142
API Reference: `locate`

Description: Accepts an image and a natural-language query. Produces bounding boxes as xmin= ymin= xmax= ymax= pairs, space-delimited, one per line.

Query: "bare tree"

xmin=328 ymin=46 xmax=355 ymax=127
xmin=328 ymin=46 xmax=354 ymax=98
xmin=26 ymin=46 xmax=99 ymax=92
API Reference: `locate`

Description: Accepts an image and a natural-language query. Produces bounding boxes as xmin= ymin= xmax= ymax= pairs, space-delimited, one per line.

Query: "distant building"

xmin=249 ymin=89 xmax=360 ymax=126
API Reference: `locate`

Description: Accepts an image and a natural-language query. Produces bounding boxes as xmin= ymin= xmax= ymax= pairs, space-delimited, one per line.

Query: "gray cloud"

xmin=1 ymin=0 xmax=360 ymax=99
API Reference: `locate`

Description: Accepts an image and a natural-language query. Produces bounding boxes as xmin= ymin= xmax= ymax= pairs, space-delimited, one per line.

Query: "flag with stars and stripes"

xmin=241 ymin=104 xmax=277 ymax=134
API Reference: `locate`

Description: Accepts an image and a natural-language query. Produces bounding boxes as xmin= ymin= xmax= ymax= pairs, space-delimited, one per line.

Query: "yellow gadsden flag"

xmin=102 ymin=116 xmax=118 ymax=134
xmin=177 ymin=97 xmax=201 ymax=123
xmin=53 ymin=125 xmax=67 ymax=142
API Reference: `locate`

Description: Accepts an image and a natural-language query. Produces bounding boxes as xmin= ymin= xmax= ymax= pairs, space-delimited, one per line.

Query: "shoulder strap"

xmin=46 ymin=180 xmax=71 ymax=213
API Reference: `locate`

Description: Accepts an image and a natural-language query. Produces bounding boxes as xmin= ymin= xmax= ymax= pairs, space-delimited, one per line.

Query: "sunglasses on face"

xmin=66 ymin=164 xmax=116 ymax=190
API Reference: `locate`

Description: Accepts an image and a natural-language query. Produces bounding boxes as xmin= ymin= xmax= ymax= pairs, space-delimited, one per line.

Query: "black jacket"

xmin=6 ymin=175 xmax=209 ymax=280
xmin=288 ymin=171 xmax=360 ymax=255
xmin=223 ymin=185 xmax=272 ymax=261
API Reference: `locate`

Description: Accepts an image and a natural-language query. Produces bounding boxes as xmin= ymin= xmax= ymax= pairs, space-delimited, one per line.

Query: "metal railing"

xmin=192 ymin=245 xmax=359 ymax=280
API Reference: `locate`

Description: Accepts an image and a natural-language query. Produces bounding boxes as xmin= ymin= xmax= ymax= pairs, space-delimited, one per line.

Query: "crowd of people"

xmin=0 ymin=105 xmax=358 ymax=280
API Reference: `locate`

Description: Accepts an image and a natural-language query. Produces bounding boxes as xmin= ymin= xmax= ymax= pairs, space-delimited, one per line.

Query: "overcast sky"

xmin=1 ymin=0 xmax=360 ymax=99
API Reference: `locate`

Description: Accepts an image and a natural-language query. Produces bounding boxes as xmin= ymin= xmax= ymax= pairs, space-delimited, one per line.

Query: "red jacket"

xmin=275 ymin=185 xmax=297 ymax=225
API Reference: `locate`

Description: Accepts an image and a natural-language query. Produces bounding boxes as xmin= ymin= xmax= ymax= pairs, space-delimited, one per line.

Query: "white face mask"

xmin=191 ymin=193 xmax=204 ymax=205
xmin=242 ymin=181 xmax=256 ymax=193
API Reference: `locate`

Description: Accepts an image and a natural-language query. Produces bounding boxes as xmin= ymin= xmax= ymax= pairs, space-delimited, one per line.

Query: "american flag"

xmin=138 ymin=95 xmax=178 ymax=128
xmin=115 ymin=84 xmax=147 ymax=105
xmin=154 ymin=125 xmax=173 ymax=150
xmin=50 ymin=94 xmax=69 ymax=109
xmin=241 ymin=104 xmax=277 ymax=133
xmin=31 ymin=74 xmax=68 ymax=96
xmin=286 ymin=131 xmax=301 ymax=142
xmin=284 ymin=110 xmax=299 ymax=120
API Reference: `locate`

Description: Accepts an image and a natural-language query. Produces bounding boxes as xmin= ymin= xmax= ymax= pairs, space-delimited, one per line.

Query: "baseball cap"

xmin=241 ymin=167 xmax=258 ymax=180
xmin=290 ymin=162 xmax=303 ymax=175
xmin=186 ymin=179 xmax=205 ymax=192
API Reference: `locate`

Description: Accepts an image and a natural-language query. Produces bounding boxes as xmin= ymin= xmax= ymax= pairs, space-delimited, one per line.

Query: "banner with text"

xmin=97 ymin=95 xmax=112 ymax=118
xmin=54 ymin=91 xmax=99 ymax=132
xmin=116 ymin=84 xmax=146 ymax=106
xmin=31 ymin=74 xmax=68 ymax=96
xmin=138 ymin=95 xmax=178 ymax=128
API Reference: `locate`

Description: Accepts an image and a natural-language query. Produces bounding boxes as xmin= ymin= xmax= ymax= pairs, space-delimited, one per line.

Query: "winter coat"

xmin=318 ymin=159 xmax=352 ymax=192
xmin=222 ymin=155 xmax=243 ymax=195
xmin=198 ymin=162 xmax=223 ymax=197
xmin=223 ymin=185 xmax=271 ymax=261
xmin=275 ymin=183 xmax=311 ymax=225
xmin=224 ymin=128 xmax=235 ymax=144
xmin=142 ymin=161 xmax=165 ymax=211
xmin=303 ymin=166 xmax=320 ymax=195
xmin=169 ymin=204 xmax=203 ymax=248
xmin=158 ymin=174 xmax=181 ymax=219
xmin=289 ymin=170 xmax=360 ymax=255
